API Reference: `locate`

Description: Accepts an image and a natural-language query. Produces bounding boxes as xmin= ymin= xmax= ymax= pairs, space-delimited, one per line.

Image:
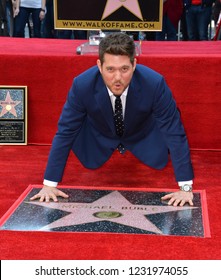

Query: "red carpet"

xmin=0 ymin=146 xmax=221 ymax=259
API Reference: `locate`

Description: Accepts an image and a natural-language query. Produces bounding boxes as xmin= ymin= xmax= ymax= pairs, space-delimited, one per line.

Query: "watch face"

xmin=183 ymin=184 xmax=191 ymax=192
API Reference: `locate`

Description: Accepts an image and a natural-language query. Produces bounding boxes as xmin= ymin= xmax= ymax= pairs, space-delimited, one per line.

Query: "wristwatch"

xmin=180 ymin=184 xmax=192 ymax=192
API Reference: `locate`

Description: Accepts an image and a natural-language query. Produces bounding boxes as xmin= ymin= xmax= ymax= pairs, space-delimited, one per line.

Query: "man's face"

xmin=97 ymin=53 xmax=136 ymax=96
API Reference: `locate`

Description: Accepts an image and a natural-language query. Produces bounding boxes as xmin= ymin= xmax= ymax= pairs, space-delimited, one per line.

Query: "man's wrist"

xmin=178 ymin=180 xmax=193 ymax=192
xmin=43 ymin=179 xmax=58 ymax=187
xmin=178 ymin=180 xmax=193 ymax=187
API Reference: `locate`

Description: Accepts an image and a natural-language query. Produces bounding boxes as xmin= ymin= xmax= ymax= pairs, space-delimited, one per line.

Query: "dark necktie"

xmin=114 ymin=96 xmax=124 ymax=137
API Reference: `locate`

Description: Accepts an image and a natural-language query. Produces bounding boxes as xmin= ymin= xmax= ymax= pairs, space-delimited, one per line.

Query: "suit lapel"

xmin=124 ymin=77 xmax=141 ymax=132
xmin=94 ymin=77 xmax=116 ymax=134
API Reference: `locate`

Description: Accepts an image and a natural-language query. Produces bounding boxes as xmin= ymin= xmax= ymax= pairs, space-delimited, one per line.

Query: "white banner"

xmin=1 ymin=260 xmax=220 ymax=280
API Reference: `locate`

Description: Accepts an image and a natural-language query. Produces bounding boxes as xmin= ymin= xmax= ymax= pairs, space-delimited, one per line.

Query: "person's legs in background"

xmin=155 ymin=15 xmax=177 ymax=41
xmin=185 ymin=5 xmax=199 ymax=40
xmin=13 ymin=7 xmax=30 ymax=37
xmin=197 ymin=6 xmax=212 ymax=40
xmin=31 ymin=8 xmax=42 ymax=38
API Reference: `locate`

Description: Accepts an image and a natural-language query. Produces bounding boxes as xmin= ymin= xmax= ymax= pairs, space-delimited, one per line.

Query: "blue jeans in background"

xmin=185 ymin=5 xmax=212 ymax=40
xmin=156 ymin=15 xmax=178 ymax=41
xmin=42 ymin=0 xmax=55 ymax=38
xmin=14 ymin=7 xmax=42 ymax=38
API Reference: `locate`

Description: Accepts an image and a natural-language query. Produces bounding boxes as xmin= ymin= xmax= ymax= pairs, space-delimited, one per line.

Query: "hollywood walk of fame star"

xmin=28 ymin=191 xmax=197 ymax=234
xmin=0 ymin=91 xmax=21 ymax=118
xmin=102 ymin=0 xmax=143 ymax=21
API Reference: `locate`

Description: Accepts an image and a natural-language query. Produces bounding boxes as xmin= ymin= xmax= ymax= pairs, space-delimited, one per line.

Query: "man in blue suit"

xmin=31 ymin=32 xmax=194 ymax=206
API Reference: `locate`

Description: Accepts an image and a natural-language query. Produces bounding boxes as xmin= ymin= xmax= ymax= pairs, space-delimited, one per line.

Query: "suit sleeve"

xmin=152 ymin=76 xmax=194 ymax=182
xmin=44 ymin=79 xmax=86 ymax=182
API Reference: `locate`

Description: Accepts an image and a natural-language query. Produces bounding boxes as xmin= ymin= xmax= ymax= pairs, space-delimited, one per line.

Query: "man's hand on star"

xmin=30 ymin=186 xmax=69 ymax=202
xmin=161 ymin=191 xmax=194 ymax=207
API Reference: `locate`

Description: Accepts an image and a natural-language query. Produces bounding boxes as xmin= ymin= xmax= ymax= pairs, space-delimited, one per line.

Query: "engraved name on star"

xmin=102 ymin=0 xmax=143 ymax=21
xmin=28 ymin=191 xmax=196 ymax=234
xmin=0 ymin=91 xmax=21 ymax=118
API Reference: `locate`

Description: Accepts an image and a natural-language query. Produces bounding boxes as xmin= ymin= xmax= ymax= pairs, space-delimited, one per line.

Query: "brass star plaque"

xmin=0 ymin=185 xmax=210 ymax=237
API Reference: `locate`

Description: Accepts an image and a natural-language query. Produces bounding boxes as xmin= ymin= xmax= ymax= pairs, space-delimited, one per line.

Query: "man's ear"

xmin=133 ymin=58 xmax=137 ymax=71
xmin=97 ymin=59 xmax=101 ymax=72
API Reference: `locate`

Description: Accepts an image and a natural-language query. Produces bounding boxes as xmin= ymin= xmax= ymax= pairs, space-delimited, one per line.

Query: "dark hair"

xmin=98 ymin=32 xmax=135 ymax=65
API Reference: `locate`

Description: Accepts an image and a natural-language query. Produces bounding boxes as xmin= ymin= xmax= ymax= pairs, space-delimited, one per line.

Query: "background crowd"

xmin=0 ymin=0 xmax=221 ymax=40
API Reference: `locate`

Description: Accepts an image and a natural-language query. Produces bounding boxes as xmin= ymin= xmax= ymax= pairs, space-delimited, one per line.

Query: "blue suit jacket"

xmin=44 ymin=64 xmax=194 ymax=183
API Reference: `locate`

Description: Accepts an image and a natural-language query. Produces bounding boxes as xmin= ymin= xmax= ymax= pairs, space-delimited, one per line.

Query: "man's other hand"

xmin=30 ymin=185 xmax=69 ymax=202
xmin=161 ymin=190 xmax=194 ymax=207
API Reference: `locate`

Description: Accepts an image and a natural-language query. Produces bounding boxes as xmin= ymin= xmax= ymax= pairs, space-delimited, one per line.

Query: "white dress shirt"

xmin=107 ymin=86 xmax=128 ymax=118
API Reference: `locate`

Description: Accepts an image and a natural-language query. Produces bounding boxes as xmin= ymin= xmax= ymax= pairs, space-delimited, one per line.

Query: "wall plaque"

xmin=54 ymin=0 xmax=163 ymax=32
xmin=0 ymin=86 xmax=28 ymax=145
